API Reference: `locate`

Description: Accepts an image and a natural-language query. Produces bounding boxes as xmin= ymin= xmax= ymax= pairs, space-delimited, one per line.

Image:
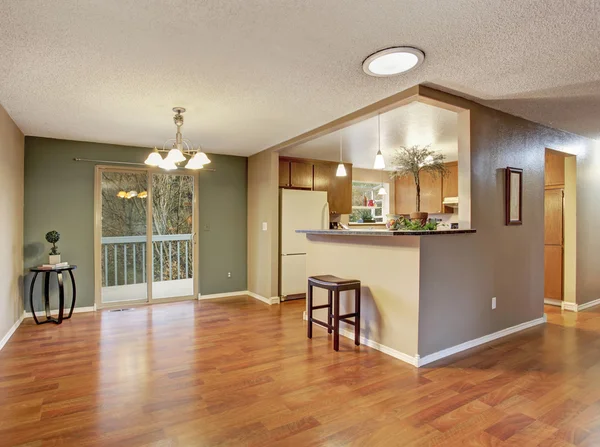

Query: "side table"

xmin=29 ymin=265 xmax=77 ymax=325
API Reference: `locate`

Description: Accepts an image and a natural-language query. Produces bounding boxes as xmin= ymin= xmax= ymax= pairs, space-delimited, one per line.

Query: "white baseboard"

xmin=563 ymin=297 xmax=600 ymax=312
xmin=302 ymin=311 xmax=547 ymax=368
xmin=0 ymin=312 xmax=25 ymax=351
xmin=544 ymin=298 xmax=562 ymax=307
xmin=561 ymin=301 xmax=578 ymax=312
xmin=198 ymin=291 xmax=248 ymax=300
xmin=24 ymin=305 xmax=96 ymax=318
xmin=198 ymin=291 xmax=280 ymax=305
xmin=417 ymin=315 xmax=547 ymax=367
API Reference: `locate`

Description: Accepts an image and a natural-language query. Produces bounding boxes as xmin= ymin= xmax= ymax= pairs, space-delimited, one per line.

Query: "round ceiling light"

xmin=362 ymin=47 xmax=425 ymax=77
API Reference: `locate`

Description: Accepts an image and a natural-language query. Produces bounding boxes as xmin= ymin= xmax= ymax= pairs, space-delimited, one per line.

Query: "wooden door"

xmin=545 ymin=151 xmax=565 ymax=187
xmin=279 ymin=159 xmax=290 ymax=187
xmin=290 ymin=161 xmax=313 ymax=189
xmin=544 ymin=188 xmax=563 ymax=300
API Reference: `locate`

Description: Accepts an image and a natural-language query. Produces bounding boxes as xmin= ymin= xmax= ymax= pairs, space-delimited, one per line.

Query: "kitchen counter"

xmin=296 ymin=228 xmax=476 ymax=236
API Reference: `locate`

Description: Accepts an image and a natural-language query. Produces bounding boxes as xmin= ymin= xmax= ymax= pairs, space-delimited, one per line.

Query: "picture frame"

xmin=505 ymin=167 xmax=523 ymax=225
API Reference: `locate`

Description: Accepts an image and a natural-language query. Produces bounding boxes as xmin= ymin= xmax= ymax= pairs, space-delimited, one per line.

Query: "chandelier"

xmin=144 ymin=107 xmax=211 ymax=170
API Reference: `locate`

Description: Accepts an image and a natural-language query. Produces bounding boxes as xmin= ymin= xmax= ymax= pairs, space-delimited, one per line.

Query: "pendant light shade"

xmin=378 ymin=186 xmax=387 ymax=196
xmin=374 ymin=150 xmax=385 ymax=170
xmin=159 ymin=158 xmax=178 ymax=171
xmin=373 ymin=114 xmax=386 ymax=170
xmin=196 ymin=151 xmax=211 ymax=165
xmin=165 ymin=147 xmax=186 ymax=163
xmin=144 ymin=147 xmax=163 ymax=166
xmin=185 ymin=152 xmax=205 ymax=170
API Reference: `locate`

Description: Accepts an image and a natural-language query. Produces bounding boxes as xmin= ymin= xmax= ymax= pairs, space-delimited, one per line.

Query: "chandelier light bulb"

xmin=144 ymin=148 xmax=163 ymax=166
xmin=166 ymin=148 xmax=186 ymax=163
xmin=196 ymin=151 xmax=211 ymax=165
xmin=185 ymin=153 xmax=205 ymax=170
xmin=159 ymin=158 xmax=178 ymax=171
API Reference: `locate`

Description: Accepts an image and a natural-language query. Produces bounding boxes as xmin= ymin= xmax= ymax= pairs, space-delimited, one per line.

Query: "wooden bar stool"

xmin=307 ymin=275 xmax=361 ymax=351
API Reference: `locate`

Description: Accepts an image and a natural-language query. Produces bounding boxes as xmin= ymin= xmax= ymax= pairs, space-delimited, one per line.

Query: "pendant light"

xmin=373 ymin=114 xmax=386 ymax=170
xmin=336 ymin=131 xmax=347 ymax=177
xmin=378 ymin=169 xmax=387 ymax=196
xmin=144 ymin=147 xmax=163 ymax=166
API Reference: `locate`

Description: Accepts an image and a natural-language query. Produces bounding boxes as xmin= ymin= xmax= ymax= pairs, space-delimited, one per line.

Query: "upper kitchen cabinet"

xmin=279 ymin=158 xmax=314 ymax=189
xmin=419 ymin=171 xmax=443 ymax=214
xmin=545 ymin=151 xmax=565 ymax=187
xmin=442 ymin=162 xmax=458 ymax=198
xmin=328 ymin=163 xmax=352 ymax=214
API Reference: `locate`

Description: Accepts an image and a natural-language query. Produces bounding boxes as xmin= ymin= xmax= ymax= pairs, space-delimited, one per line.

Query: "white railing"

xmin=101 ymin=234 xmax=193 ymax=287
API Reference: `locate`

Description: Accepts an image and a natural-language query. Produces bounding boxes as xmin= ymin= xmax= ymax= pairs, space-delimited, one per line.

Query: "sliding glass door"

xmin=96 ymin=167 xmax=197 ymax=307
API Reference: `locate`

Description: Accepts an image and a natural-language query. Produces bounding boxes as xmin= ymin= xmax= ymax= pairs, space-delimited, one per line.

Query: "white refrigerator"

xmin=280 ymin=189 xmax=329 ymax=301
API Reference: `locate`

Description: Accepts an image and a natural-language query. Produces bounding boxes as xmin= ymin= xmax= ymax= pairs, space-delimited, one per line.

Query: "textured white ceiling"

xmin=1 ymin=1 xmax=599 ymax=156
xmin=281 ymin=102 xmax=458 ymax=168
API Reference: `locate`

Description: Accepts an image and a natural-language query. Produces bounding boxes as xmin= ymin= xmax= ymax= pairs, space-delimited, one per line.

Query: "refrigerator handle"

xmin=322 ymin=202 xmax=329 ymax=229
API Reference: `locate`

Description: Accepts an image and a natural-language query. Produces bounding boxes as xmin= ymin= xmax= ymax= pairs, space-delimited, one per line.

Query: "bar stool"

xmin=307 ymin=275 xmax=361 ymax=351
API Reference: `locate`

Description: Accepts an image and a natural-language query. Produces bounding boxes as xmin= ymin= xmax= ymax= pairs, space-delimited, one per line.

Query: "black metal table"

xmin=29 ymin=265 xmax=77 ymax=325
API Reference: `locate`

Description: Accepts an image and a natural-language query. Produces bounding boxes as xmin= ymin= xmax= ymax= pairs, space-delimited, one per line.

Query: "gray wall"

xmin=24 ymin=137 xmax=247 ymax=310
xmin=417 ymin=87 xmax=599 ymax=357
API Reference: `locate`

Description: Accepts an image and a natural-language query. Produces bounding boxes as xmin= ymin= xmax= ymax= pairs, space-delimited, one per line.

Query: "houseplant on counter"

xmin=390 ymin=145 xmax=448 ymax=224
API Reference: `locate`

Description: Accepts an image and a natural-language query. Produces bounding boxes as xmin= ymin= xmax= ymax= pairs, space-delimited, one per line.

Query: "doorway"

xmin=94 ymin=166 xmax=199 ymax=308
xmin=544 ymin=149 xmax=575 ymax=306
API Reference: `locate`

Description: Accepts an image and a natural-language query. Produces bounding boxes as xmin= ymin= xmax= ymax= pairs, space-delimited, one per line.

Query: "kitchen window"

xmin=349 ymin=181 xmax=390 ymax=223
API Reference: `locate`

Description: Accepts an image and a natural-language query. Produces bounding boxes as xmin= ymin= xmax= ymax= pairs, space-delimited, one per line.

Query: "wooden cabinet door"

xmin=545 ymin=151 xmax=565 ymax=187
xmin=279 ymin=159 xmax=290 ymax=187
xmin=290 ymin=161 xmax=313 ymax=189
xmin=544 ymin=189 xmax=563 ymax=246
xmin=313 ymin=163 xmax=331 ymax=193
xmin=420 ymin=171 xmax=443 ymax=214
xmin=544 ymin=245 xmax=563 ymax=300
xmin=442 ymin=162 xmax=458 ymax=198
xmin=329 ymin=163 xmax=352 ymax=214
xmin=394 ymin=176 xmax=416 ymax=215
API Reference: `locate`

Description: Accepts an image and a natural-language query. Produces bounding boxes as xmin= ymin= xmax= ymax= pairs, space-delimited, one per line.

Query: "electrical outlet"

xmin=492 ymin=297 xmax=497 ymax=310
xmin=262 ymin=222 xmax=268 ymax=231
xmin=227 ymin=272 xmax=232 ymax=278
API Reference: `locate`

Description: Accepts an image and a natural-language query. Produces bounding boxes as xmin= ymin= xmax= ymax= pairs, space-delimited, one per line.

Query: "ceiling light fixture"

xmin=373 ymin=114 xmax=386 ymax=170
xmin=144 ymin=107 xmax=211 ymax=170
xmin=362 ymin=47 xmax=425 ymax=77
xmin=336 ymin=131 xmax=347 ymax=177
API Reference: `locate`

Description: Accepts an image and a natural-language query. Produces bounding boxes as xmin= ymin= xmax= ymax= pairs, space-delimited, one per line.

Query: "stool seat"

xmin=309 ymin=275 xmax=360 ymax=286
xmin=307 ymin=274 xmax=361 ymax=351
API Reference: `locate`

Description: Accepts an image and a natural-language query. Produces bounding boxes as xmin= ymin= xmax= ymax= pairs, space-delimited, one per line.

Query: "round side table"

xmin=29 ymin=265 xmax=77 ymax=325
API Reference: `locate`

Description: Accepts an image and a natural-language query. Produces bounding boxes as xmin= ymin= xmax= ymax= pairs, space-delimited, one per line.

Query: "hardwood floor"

xmin=1 ymin=299 xmax=600 ymax=446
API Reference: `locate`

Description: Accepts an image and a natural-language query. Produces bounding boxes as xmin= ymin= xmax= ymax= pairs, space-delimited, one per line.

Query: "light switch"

xmin=262 ymin=222 xmax=268 ymax=231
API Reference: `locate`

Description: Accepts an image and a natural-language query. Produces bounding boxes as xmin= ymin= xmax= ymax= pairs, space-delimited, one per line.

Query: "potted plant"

xmin=390 ymin=145 xmax=448 ymax=224
xmin=46 ymin=230 xmax=61 ymax=264
xmin=359 ymin=209 xmax=376 ymax=223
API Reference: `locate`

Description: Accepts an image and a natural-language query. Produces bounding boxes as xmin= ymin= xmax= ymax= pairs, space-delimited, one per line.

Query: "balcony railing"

xmin=101 ymin=234 xmax=193 ymax=287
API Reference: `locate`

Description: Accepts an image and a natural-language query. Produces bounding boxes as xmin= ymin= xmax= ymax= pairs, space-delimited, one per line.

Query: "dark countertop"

xmin=296 ymin=229 xmax=476 ymax=236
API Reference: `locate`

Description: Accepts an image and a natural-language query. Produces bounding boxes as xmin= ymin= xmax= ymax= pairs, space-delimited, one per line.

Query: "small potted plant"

xmin=390 ymin=145 xmax=448 ymax=224
xmin=46 ymin=230 xmax=61 ymax=264
xmin=359 ymin=209 xmax=376 ymax=223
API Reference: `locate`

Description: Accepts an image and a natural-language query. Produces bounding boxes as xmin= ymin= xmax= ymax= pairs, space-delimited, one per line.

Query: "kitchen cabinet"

xmin=443 ymin=162 xmax=458 ymax=198
xmin=279 ymin=159 xmax=290 ymax=187
xmin=545 ymin=151 xmax=565 ymax=187
xmin=290 ymin=161 xmax=313 ymax=189
xmin=544 ymin=188 xmax=563 ymax=300
xmin=313 ymin=162 xmax=352 ymax=214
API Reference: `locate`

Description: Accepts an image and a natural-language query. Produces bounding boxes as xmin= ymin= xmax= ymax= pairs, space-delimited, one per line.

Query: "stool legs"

xmin=327 ymin=290 xmax=333 ymax=334
xmin=307 ymin=283 xmax=313 ymax=339
xmin=333 ymin=290 xmax=340 ymax=351
xmin=354 ymin=287 xmax=361 ymax=346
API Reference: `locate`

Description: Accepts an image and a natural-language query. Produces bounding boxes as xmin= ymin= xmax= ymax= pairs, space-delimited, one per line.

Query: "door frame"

xmin=94 ymin=165 xmax=200 ymax=309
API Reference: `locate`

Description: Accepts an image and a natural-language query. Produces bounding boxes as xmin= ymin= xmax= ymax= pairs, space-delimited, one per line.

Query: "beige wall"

xmin=306 ymin=235 xmax=421 ymax=357
xmin=247 ymin=150 xmax=279 ymax=299
xmin=0 ymin=104 xmax=24 ymax=344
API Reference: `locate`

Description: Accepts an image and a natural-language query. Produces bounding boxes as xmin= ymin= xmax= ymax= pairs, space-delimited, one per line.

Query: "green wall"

xmin=24 ymin=137 xmax=247 ymax=310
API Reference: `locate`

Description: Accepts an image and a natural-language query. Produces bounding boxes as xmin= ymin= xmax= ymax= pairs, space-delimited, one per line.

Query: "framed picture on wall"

xmin=505 ymin=167 xmax=523 ymax=225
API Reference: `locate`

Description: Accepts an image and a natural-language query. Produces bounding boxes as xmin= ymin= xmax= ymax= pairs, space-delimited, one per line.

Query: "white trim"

xmin=578 ymin=298 xmax=600 ymax=311
xmin=0 ymin=312 xmax=25 ymax=351
xmin=198 ymin=291 xmax=248 ymax=300
xmin=544 ymin=298 xmax=562 ymax=307
xmin=561 ymin=301 xmax=578 ymax=312
xmin=24 ymin=305 xmax=96 ymax=319
xmin=417 ymin=315 xmax=547 ymax=367
xmin=246 ymin=291 xmax=280 ymax=305
xmin=562 ymin=297 xmax=600 ymax=312
xmin=303 ymin=311 xmax=547 ymax=368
